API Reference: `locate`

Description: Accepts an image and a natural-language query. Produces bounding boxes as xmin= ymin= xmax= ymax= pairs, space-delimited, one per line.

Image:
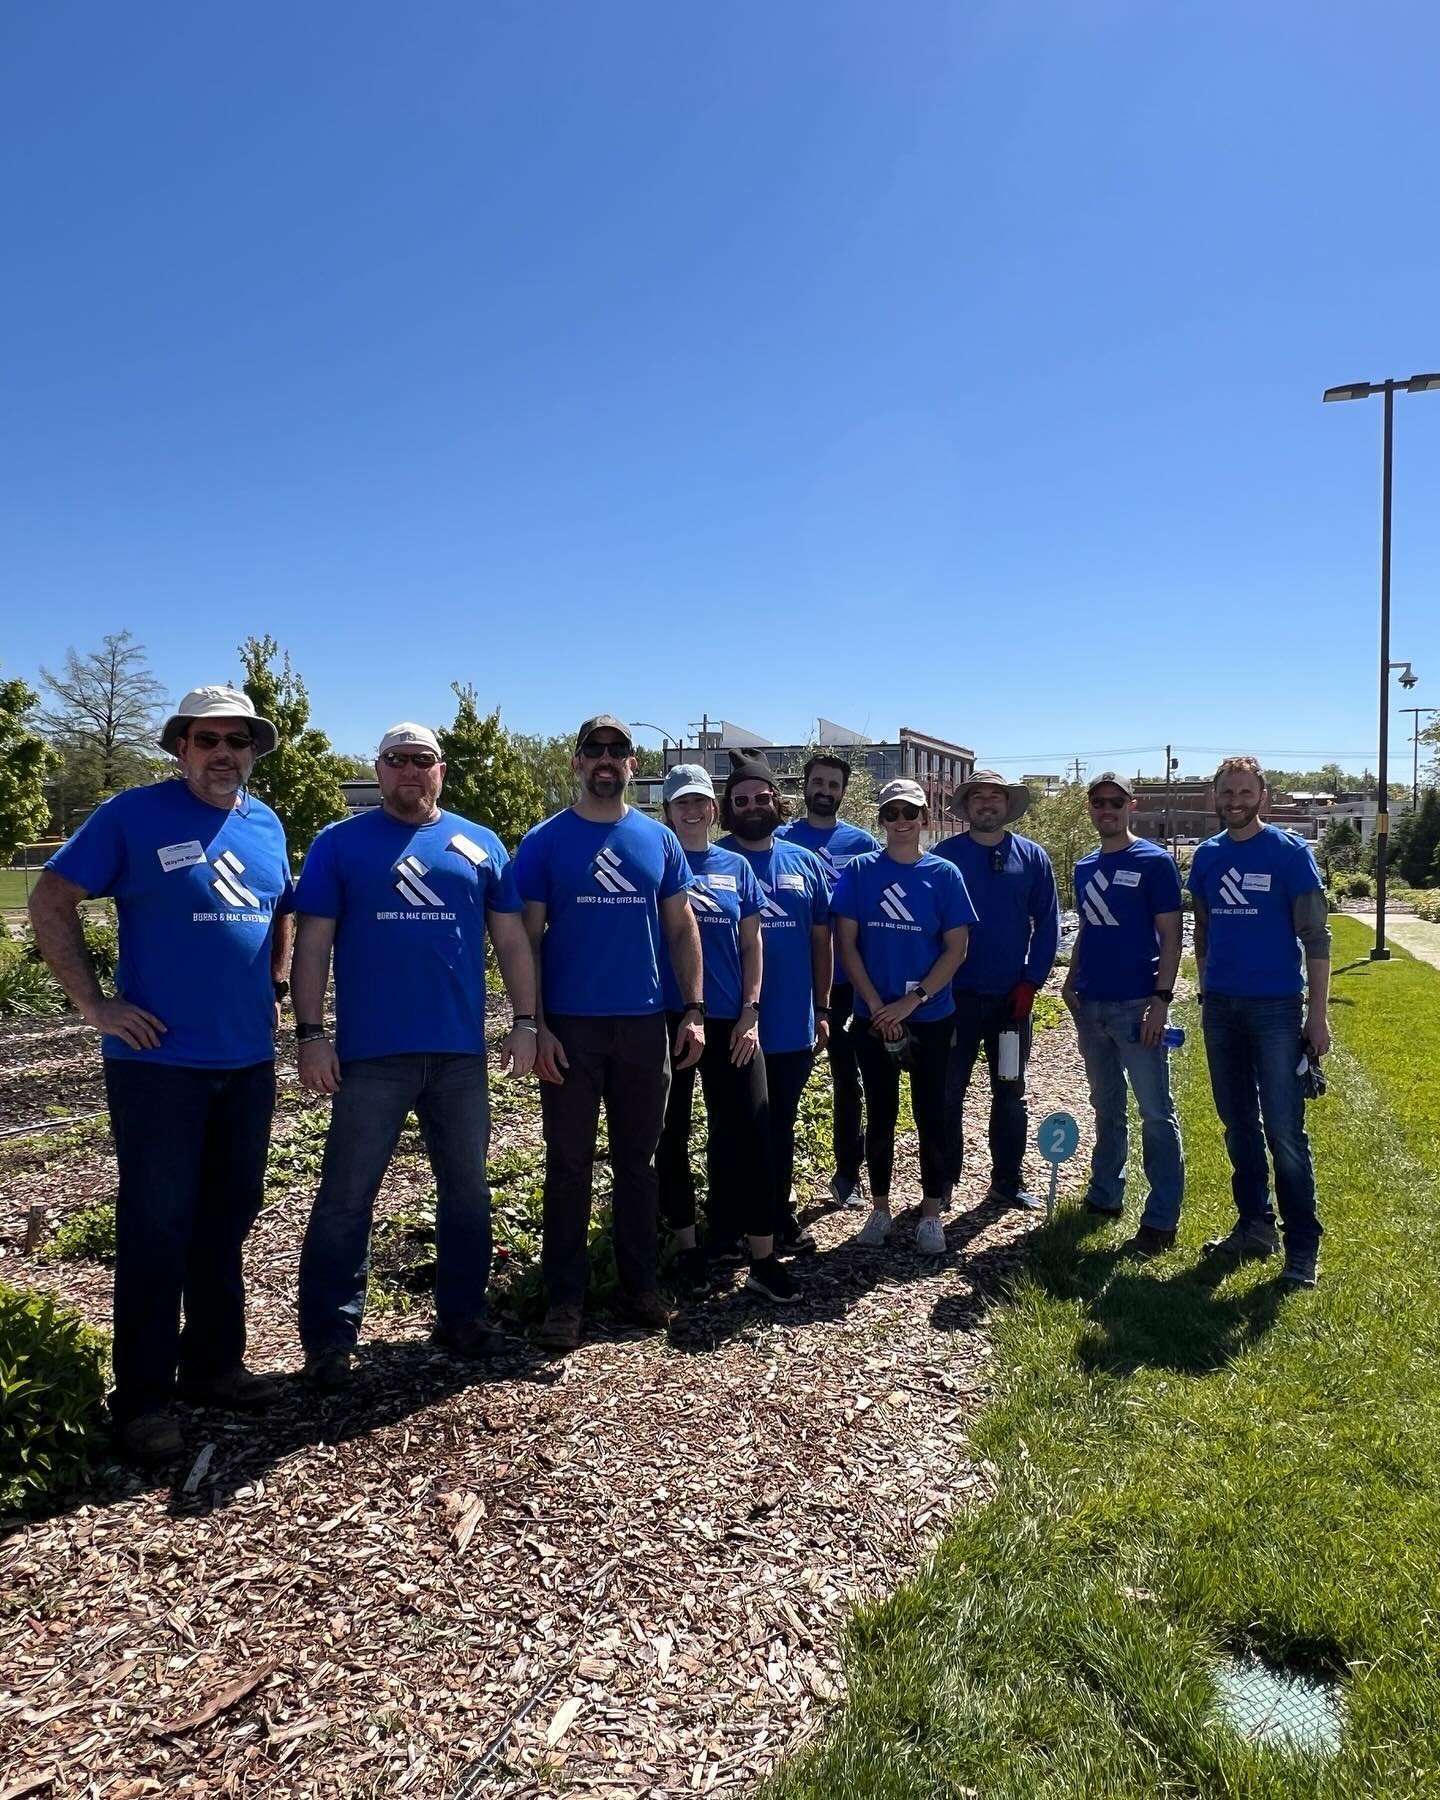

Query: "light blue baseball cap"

xmin=662 ymin=763 xmax=715 ymax=804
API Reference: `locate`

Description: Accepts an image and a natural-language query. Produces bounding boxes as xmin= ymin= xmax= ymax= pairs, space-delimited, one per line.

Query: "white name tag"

xmin=1112 ymin=868 xmax=1142 ymax=888
xmin=706 ymin=872 xmax=737 ymax=890
xmin=158 ymin=840 xmax=206 ymax=872
xmin=1241 ymin=872 xmax=1272 ymax=891
xmin=448 ymin=833 xmax=489 ymax=867
xmin=778 ymin=873 xmax=806 ymax=891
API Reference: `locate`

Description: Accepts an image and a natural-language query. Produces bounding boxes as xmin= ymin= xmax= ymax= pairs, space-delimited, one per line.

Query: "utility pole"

xmin=1398 ymin=706 xmax=1437 ymax=812
xmin=1069 ymin=755 xmax=1084 ymax=785
xmin=1164 ymin=743 xmax=1173 ymax=855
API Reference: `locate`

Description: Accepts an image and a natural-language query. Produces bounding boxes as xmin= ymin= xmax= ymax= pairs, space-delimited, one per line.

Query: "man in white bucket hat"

xmin=29 ymin=683 xmax=293 ymax=1465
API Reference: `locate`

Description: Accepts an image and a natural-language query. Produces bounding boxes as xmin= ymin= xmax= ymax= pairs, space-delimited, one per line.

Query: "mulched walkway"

xmin=0 ymin=1012 xmax=1092 ymax=1799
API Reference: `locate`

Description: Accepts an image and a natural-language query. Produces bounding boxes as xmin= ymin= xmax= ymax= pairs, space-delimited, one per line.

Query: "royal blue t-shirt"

xmin=931 ymin=830 xmax=1060 ymax=995
xmin=1072 ymin=839 xmax=1183 ymax=1002
xmin=660 ymin=845 xmax=763 ymax=1019
xmin=513 ymin=807 xmax=692 ymax=1016
xmin=1188 ymin=824 xmax=1323 ymax=998
xmin=47 ymin=781 xmax=293 ymax=1069
xmin=717 ymin=836 xmax=829 ymax=1053
xmin=831 ymin=851 xmax=978 ymax=1023
xmin=775 ymin=818 xmax=881 ymax=891
xmin=295 ymin=808 xmax=518 ymax=1062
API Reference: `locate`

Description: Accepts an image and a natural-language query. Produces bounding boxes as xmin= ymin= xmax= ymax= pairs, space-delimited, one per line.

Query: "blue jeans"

xmin=104 ymin=1058 xmax=276 ymax=1423
xmin=1074 ymin=998 xmax=1184 ymax=1230
xmin=1201 ymin=992 xmax=1321 ymax=1251
xmin=299 ymin=1053 xmax=493 ymax=1353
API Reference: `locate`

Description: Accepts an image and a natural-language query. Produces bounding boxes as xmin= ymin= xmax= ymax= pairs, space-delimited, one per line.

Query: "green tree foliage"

xmin=509 ymin=731 xmax=578 ymax=816
xmin=1317 ymin=817 xmax=1362 ymax=879
xmin=1024 ymin=781 xmax=1097 ymax=907
xmin=0 ymin=670 xmax=58 ymax=860
xmin=1398 ymin=789 xmax=1440 ymax=888
xmin=37 ymin=629 xmax=167 ymax=828
xmin=438 ymin=686 xmax=546 ymax=849
xmin=632 ymin=745 xmax=665 ymax=777
xmin=792 ymin=741 xmax=879 ymax=834
xmin=238 ymin=635 xmax=349 ymax=858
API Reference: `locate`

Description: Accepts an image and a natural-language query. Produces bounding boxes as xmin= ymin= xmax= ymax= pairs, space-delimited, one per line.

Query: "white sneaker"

xmin=916 ymin=1216 xmax=947 ymax=1256
xmin=829 ymin=1173 xmax=866 ymax=1209
xmin=855 ymin=1208 xmax=893 ymax=1248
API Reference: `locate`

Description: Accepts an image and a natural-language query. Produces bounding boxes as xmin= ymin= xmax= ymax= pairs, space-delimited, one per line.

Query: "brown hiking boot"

xmin=1202 ymin=1219 xmax=1279 ymax=1260
xmin=615 ymin=1289 xmax=672 ymax=1333
xmin=1121 ymin=1224 xmax=1177 ymax=1259
xmin=117 ymin=1410 xmax=183 ymax=1465
xmin=535 ymin=1305 xmax=583 ymax=1352
xmin=303 ymin=1349 xmax=355 ymax=1391
xmin=432 ymin=1320 xmax=510 ymax=1359
xmin=177 ymin=1364 xmax=279 ymax=1409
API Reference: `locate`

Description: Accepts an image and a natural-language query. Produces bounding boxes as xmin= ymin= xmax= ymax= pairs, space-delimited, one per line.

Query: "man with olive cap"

xmin=291 ymin=723 xmax=538 ymax=1386
xmin=933 ymin=770 xmax=1059 ymax=1211
xmin=29 ymin=685 xmax=294 ymax=1464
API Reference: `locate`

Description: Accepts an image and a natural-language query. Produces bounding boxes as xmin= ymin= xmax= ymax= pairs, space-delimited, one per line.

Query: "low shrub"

xmin=0 ymin=951 xmax=66 ymax=1019
xmin=0 ymin=1283 xmax=110 ymax=1514
xmin=1414 ymin=891 xmax=1440 ymax=923
xmin=42 ymin=1202 xmax=118 ymax=1263
xmin=1343 ymin=873 xmax=1373 ymax=899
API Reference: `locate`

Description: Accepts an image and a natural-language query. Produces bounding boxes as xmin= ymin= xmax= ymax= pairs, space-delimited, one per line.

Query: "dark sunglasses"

xmin=188 ymin=730 xmax=254 ymax=751
xmin=382 ymin=749 xmax=440 ymax=770
xmin=730 ymin=791 xmax=777 ymax=810
xmin=880 ymin=804 xmax=922 ymax=822
xmin=578 ymin=739 xmax=632 ymax=759
xmin=1088 ymin=794 xmax=1127 ymax=809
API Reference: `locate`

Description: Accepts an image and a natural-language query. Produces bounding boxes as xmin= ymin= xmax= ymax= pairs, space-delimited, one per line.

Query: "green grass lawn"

xmin=0 ymin=868 xmax=43 ymax=911
xmin=767 ymin=916 xmax=1440 ymax=1797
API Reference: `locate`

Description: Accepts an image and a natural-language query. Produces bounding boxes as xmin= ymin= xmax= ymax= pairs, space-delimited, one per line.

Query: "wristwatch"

xmin=681 ymin=1001 xmax=706 ymax=1018
xmin=272 ymin=979 xmax=290 ymax=1001
xmin=1153 ymin=988 xmax=1175 ymax=1003
xmin=296 ymin=1022 xmax=329 ymax=1043
xmin=913 ymin=984 xmax=931 ymax=1004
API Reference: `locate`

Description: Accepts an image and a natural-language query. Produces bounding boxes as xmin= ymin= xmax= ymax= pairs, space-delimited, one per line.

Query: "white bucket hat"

xmin=159 ymin=686 xmax=278 ymax=759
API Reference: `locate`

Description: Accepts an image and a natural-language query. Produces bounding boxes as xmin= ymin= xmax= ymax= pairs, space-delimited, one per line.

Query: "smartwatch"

xmin=681 ymin=1001 xmax=706 ymax=1018
xmin=272 ymin=979 xmax=290 ymax=1001
xmin=1153 ymin=988 xmax=1175 ymax=1003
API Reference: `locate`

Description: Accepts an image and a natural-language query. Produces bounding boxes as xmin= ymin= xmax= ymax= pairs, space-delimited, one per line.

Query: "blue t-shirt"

xmin=931 ymin=830 xmax=1060 ymax=995
xmin=294 ymin=808 xmax=518 ymax=1062
xmin=513 ymin=807 xmax=692 ymax=1016
xmin=1072 ymin=839 xmax=1183 ymax=1002
xmin=660 ymin=844 xmax=763 ymax=1019
xmin=717 ymin=836 xmax=829 ymax=1053
xmin=1188 ymin=825 xmax=1322 ymax=998
xmin=831 ymin=851 xmax=978 ymax=1023
xmin=775 ymin=818 xmax=881 ymax=892
xmin=46 ymin=781 xmax=293 ymax=1069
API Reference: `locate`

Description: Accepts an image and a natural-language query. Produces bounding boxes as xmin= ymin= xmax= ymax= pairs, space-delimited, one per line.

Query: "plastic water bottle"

xmin=996 ymin=1028 xmax=1022 ymax=1080
xmin=1128 ymin=1024 xmax=1186 ymax=1049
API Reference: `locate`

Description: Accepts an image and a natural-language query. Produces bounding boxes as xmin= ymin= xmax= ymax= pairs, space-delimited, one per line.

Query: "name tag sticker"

xmin=1241 ymin=872 xmax=1272 ymax=891
xmin=448 ymin=833 xmax=489 ymax=867
xmin=1112 ymin=869 xmax=1142 ymax=887
xmin=706 ymin=873 xmax=737 ymax=890
xmin=158 ymin=840 xmax=206 ymax=872
xmin=778 ymin=873 xmax=806 ymax=891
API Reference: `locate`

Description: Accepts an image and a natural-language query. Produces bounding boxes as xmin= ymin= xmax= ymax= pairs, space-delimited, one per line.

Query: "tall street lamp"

xmin=1399 ymin=704 xmax=1439 ymax=812
xmin=1323 ymin=371 xmax=1440 ymax=960
xmin=629 ymin=721 xmax=684 ymax=767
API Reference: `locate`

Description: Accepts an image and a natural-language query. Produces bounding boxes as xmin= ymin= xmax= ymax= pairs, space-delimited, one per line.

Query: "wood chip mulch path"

xmin=1 ymin=1016 xmax=1090 ymax=1799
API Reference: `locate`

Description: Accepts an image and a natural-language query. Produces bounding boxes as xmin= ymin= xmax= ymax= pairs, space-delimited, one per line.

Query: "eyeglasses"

xmin=729 ymin=792 xmax=776 ymax=810
xmin=578 ymin=739 xmax=632 ymax=759
xmin=990 ymin=845 xmax=1007 ymax=873
xmin=1088 ymin=794 xmax=1127 ymax=810
xmin=381 ymin=750 xmax=440 ymax=770
xmin=188 ymin=731 xmax=254 ymax=751
xmin=880 ymin=804 xmax=921 ymax=823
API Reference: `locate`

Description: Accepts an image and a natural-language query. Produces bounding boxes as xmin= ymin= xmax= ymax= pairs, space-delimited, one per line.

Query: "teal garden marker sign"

xmin=1035 ymin=1110 xmax=1080 ymax=1220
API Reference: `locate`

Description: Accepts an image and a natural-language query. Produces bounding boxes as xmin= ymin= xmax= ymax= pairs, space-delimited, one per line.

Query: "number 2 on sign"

xmin=1048 ymin=1126 xmax=1066 ymax=1154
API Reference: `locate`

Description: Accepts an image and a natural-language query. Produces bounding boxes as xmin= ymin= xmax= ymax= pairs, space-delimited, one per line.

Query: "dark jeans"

xmin=657 ymin=1014 xmax=771 ymax=1240
xmin=853 ymin=1016 xmax=952 ymax=1200
xmin=539 ymin=1013 xmax=671 ymax=1306
xmin=827 ymin=982 xmax=865 ymax=1184
xmin=1075 ymin=998 xmax=1184 ymax=1230
xmin=1202 ymin=992 xmax=1321 ymax=1251
xmin=766 ymin=1047 xmax=814 ymax=1232
xmin=104 ymin=1057 xmax=276 ymax=1423
xmin=945 ymin=990 xmax=1032 ymax=1196
xmin=299 ymin=1053 xmax=493 ymax=1353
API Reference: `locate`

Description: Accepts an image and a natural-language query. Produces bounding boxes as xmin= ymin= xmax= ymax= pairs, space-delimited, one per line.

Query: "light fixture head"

xmin=1406 ymin=372 xmax=1440 ymax=393
xmin=1323 ymin=382 xmax=1374 ymax=403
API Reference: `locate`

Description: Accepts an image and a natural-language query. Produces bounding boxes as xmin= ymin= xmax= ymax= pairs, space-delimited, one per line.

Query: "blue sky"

xmin=3 ymin=1 xmax=1438 ymax=779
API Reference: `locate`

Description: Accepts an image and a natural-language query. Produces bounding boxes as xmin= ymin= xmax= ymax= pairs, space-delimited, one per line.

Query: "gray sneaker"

xmin=1202 ymin=1219 xmax=1280 ymax=1259
xmin=829 ymin=1173 xmax=867 ymax=1210
xmin=1280 ymin=1243 xmax=1319 ymax=1287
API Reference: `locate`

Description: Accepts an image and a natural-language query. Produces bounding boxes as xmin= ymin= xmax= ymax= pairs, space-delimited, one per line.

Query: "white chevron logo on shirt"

xmin=879 ymin=882 xmax=914 ymax=923
xmin=689 ymin=882 xmax=724 ymax=914
xmin=1081 ymin=868 xmax=1120 ymax=928
xmin=757 ymin=882 xmax=786 ymax=919
xmin=393 ymin=855 xmax=445 ymax=909
xmin=593 ymin=847 xmax=638 ymax=895
xmin=211 ymin=849 xmax=260 ymax=911
xmin=1219 ymin=866 xmax=1247 ymax=908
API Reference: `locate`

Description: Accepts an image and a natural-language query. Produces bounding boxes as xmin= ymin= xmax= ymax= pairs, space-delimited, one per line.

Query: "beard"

xmin=1221 ymin=801 xmax=1261 ymax=828
xmin=583 ymin=766 xmax=626 ymax=799
xmin=807 ymin=792 xmax=839 ymax=817
xmin=731 ymin=809 xmax=777 ymax=841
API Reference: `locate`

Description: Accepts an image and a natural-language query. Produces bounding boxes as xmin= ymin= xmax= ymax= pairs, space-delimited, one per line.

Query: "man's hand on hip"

xmin=81 ymin=998 xmax=167 ymax=1052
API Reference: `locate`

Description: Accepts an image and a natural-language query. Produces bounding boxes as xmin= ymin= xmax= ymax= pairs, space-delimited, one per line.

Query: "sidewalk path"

xmin=1342 ymin=910 xmax=1440 ymax=971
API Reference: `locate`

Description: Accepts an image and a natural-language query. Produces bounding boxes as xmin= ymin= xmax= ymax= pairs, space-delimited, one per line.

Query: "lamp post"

xmin=1323 ymin=371 xmax=1440 ymax=960
xmin=628 ymin=721 xmax=684 ymax=769
xmin=1398 ymin=704 xmax=1438 ymax=812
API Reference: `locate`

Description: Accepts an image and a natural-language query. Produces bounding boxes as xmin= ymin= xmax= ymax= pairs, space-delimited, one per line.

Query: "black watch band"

xmin=272 ymin=979 xmax=290 ymax=1000
xmin=1153 ymin=988 xmax=1175 ymax=1003
xmin=296 ymin=1023 xmax=328 ymax=1043
xmin=681 ymin=1001 xmax=706 ymax=1018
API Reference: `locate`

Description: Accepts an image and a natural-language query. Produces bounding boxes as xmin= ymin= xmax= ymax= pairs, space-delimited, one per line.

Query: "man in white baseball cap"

xmin=28 ymin=683 xmax=294 ymax=1465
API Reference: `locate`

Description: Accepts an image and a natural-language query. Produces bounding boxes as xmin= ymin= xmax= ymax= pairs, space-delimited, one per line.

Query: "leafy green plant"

xmin=0 ymin=948 xmax=66 ymax=1018
xmin=0 ymin=1283 xmax=110 ymax=1513
xmin=42 ymin=1201 xmax=117 ymax=1262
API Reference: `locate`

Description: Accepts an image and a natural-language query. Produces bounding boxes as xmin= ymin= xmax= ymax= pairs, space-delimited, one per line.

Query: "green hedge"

xmin=0 ymin=1283 xmax=110 ymax=1513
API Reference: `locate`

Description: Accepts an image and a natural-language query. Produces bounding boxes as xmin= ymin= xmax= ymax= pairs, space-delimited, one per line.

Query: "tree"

xmin=1024 ymin=781 xmax=1097 ymax=908
xmin=509 ymin=732 xmax=578 ymax=816
xmin=238 ymin=635 xmax=349 ymax=858
xmin=437 ymin=686 xmax=546 ymax=849
xmin=1398 ymin=789 xmax=1440 ymax=888
xmin=632 ymin=745 xmax=665 ymax=777
xmin=38 ymin=629 xmax=168 ymax=822
xmin=1317 ymin=818 xmax=1362 ymax=880
xmin=0 ymin=670 xmax=58 ymax=860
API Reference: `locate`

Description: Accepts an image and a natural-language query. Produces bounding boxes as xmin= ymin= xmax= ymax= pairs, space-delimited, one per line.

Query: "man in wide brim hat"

xmin=159 ymin=685 xmax=279 ymax=759
xmin=951 ymin=769 xmax=1030 ymax=826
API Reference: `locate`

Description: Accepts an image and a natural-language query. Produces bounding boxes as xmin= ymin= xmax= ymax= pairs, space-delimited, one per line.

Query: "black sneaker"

xmin=745 ymin=1255 xmax=802 ymax=1304
xmin=1120 ymin=1224 xmax=1177 ymax=1259
xmin=1279 ymin=1243 xmax=1319 ymax=1287
xmin=1083 ymin=1197 xmax=1124 ymax=1219
xmin=985 ymin=1184 xmax=1045 ymax=1213
xmin=778 ymin=1218 xmax=818 ymax=1256
xmin=674 ymin=1246 xmax=710 ymax=1285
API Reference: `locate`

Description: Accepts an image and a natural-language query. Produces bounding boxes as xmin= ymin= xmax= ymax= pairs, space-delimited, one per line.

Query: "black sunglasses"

xmin=578 ymin=739 xmax=632 ymax=759
xmin=1088 ymin=794 xmax=1128 ymax=809
xmin=880 ymin=804 xmax=922 ymax=823
xmin=382 ymin=749 xmax=440 ymax=770
xmin=188 ymin=730 xmax=254 ymax=751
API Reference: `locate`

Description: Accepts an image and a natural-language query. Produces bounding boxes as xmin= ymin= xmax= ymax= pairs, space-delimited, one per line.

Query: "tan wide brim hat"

xmin=159 ymin=686 xmax=279 ymax=758
xmin=953 ymin=769 xmax=1031 ymax=825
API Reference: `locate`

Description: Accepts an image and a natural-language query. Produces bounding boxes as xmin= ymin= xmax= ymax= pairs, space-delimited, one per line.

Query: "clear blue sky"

xmin=4 ymin=1 xmax=1438 ymax=780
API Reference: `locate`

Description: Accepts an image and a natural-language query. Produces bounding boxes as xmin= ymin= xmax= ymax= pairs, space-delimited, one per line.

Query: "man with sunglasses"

xmin=1061 ymin=773 xmax=1184 ymax=1256
xmin=30 ymin=685 xmax=294 ymax=1464
xmin=513 ymin=715 xmax=704 ymax=1351
xmin=776 ymin=753 xmax=880 ymax=1210
xmin=291 ymin=723 xmax=537 ymax=1385
xmin=933 ymin=771 xmax=1059 ymax=1211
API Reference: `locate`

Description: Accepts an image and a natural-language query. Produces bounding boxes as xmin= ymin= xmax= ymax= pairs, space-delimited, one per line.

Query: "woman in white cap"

xmin=831 ymin=778 xmax=977 ymax=1254
xmin=656 ymin=765 xmax=800 ymax=1304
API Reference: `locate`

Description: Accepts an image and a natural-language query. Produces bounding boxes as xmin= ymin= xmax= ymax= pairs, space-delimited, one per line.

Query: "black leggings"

xmin=765 ymin=1047 xmax=815 ymax=1232
xmin=852 ymin=1015 xmax=952 ymax=1201
xmin=657 ymin=1014 xmax=772 ymax=1240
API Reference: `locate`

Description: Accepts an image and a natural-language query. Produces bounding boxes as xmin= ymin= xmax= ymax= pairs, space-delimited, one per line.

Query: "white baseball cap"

xmin=662 ymin=763 xmax=716 ymax=804
xmin=159 ymin=686 xmax=278 ymax=759
xmin=877 ymin=778 xmax=927 ymax=810
xmin=378 ymin=722 xmax=443 ymax=757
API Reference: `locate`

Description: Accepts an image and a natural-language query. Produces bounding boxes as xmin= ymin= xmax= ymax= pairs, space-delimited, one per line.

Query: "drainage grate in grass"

xmin=1213 ymin=1653 xmax=1345 ymax=1754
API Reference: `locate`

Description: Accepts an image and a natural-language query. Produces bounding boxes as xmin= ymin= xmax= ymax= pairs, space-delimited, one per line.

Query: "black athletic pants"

xmin=852 ymin=1016 xmax=952 ymax=1202
xmin=656 ymin=1013 xmax=771 ymax=1241
xmin=766 ymin=1047 xmax=814 ymax=1233
xmin=827 ymin=981 xmax=865 ymax=1185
